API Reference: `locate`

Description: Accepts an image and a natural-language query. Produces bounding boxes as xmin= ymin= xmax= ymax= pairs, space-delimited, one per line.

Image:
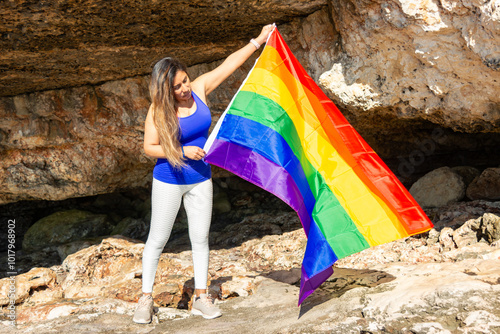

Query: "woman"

xmin=133 ymin=24 xmax=275 ymax=324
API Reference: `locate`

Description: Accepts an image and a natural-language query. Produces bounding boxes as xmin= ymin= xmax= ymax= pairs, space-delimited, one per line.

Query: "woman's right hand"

xmin=182 ymin=146 xmax=206 ymax=160
xmin=255 ymin=23 xmax=275 ymax=46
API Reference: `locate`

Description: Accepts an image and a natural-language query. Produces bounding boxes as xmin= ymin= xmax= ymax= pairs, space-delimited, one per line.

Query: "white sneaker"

xmin=191 ymin=294 xmax=222 ymax=319
xmin=133 ymin=294 xmax=154 ymax=324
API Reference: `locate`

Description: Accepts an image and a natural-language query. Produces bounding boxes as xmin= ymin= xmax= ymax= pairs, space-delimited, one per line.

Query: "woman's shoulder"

xmin=191 ymin=82 xmax=208 ymax=104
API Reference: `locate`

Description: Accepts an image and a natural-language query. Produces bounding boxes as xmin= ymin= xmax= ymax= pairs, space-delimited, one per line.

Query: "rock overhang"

xmin=0 ymin=0 xmax=328 ymax=97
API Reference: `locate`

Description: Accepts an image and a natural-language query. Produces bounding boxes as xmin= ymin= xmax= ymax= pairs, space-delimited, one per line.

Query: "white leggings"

xmin=142 ymin=178 xmax=213 ymax=293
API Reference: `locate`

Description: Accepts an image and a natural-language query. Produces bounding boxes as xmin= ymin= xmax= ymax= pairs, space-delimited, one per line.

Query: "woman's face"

xmin=172 ymin=70 xmax=192 ymax=103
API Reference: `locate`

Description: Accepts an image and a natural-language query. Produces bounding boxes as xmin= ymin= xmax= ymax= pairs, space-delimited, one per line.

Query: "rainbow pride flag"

xmin=204 ymin=27 xmax=433 ymax=304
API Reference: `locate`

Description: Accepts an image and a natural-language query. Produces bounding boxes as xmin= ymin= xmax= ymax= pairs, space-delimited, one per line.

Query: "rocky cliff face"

xmin=325 ymin=0 xmax=500 ymax=132
xmin=322 ymin=0 xmax=500 ymax=164
xmin=0 ymin=77 xmax=153 ymax=204
xmin=1 ymin=0 xmax=499 ymax=204
xmin=0 ymin=3 xmax=339 ymax=204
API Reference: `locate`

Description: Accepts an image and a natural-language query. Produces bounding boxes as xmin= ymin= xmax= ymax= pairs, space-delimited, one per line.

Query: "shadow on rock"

xmin=298 ymin=267 xmax=396 ymax=319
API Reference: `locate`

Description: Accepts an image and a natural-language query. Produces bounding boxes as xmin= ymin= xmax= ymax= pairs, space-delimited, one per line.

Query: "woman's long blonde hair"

xmin=149 ymin=57 xmax=187 ymax=168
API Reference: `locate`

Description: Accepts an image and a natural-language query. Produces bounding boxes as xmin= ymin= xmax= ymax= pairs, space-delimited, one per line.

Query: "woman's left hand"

xmin=183 ymin=146 xmax=206 ymax=160
xmin=190 ymin=23 xmax=275 ymax=98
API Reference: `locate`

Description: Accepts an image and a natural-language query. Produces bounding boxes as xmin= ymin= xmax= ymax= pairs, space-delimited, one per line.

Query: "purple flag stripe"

xmin=208 ymin=138 xmax=312 ymax=232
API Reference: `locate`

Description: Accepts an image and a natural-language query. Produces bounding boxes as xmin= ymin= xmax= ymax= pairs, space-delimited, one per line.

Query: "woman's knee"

xmin=144 ymin=235 xmax=168 ymax=253
xmin=189 ymin=233 xmax=209 ymax=251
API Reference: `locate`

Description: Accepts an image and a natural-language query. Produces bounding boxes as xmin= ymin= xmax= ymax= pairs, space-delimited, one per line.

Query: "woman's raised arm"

xmin=192 ymin=24 xmax=274 ymax=99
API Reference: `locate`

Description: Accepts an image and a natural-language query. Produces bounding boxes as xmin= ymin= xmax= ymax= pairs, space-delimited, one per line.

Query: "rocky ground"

xmin=1 ymin=193 xmax=500 ymax=333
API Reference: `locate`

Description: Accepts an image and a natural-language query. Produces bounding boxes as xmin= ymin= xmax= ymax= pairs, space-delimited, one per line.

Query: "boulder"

xmin=56 ymin=237 xmax=106 ymax=261
xmin=213 ymin=191 xmax=232 ymax=214
xmin=453 ymin=218 xmax=482 ymax=249
xmin=111 ymin=217 xmax=149 ymax=240
xmin=60 ymin=236 xmax=145 ymax=300
xmin=438 ymin=227 xmax=456 ymax=252
xmin=479 ymin=213 xmax=500 ymax=244
xmin=451 ymin=166 xmax=481 ymax=187
xmin=22 ymin=209 xmax=114 ymax=251
xmin=466 ymin=167 xmax=500 ymax=200
xmin=442 ymin=212 xmax=499 ymax=251
xmin=0 ymin=268 xmax=56 ymax=305
xmin=409 ymin=167 xmax=466 ymax=208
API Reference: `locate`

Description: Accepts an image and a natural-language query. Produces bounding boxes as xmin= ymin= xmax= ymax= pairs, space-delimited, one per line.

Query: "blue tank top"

xmin=153 ymin=92 xmax=212 ymax=184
